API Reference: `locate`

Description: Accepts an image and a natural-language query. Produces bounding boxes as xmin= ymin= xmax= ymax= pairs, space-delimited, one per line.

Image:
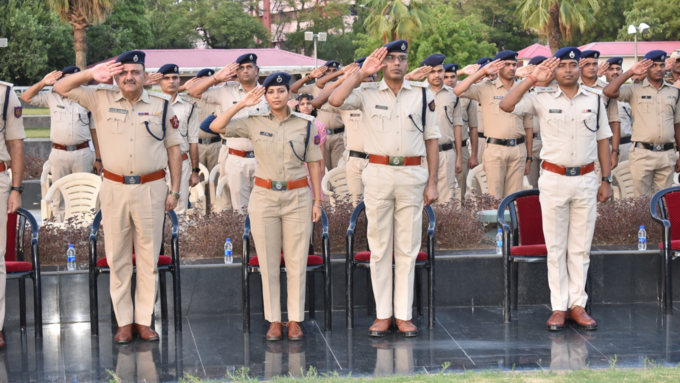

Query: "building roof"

xmin=517 ymin=43 xmax=551 ymax=59
xmin=90 ymin=49 xmax=328 ymax=76
xmin=578 ymin=41 xmax=680 ymax=56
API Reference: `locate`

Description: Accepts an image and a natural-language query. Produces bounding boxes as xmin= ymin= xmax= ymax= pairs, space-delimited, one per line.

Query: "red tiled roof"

xmin=578 ymin=41 xmax=680 ymax=56
xmin=517 ymin=43 xmax=551 ymax=59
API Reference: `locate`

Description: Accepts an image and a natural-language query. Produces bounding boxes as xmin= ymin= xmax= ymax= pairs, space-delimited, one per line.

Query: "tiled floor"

xmin=4 ymin=303 xmax=680 ymax=381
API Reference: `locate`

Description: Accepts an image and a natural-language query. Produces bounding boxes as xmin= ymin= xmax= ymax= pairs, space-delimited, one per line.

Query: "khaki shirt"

xmin=460 ymin=98 xmax=478 ymax=140
xmin=618 ymin=100 xmax=634 ymax=137
xmin=298 ymin=84 xmax=344 ymax=131
xmin=460 ymin=79 xmax=530 ymax=139
xmin=618 ymin=79 xmax=680 ymax=144
xmin=0 ymin=82 xmax=26 ymax=163
xmin=476 ymin=103 xmax=484 ymax=133
xmin=428 ymin=84 xmax=462 ymax=145
xmin=338 ymin=79 xmax=440 ymax=157
xmin=223 ymin=108 xmax=323 ymax=181
xmin=202 ymin=82 xmax=269 ymax=151
xmin=327 ymin=105 xmax=366 ymax=153
xmin=69 ymin=85 xmax=183 ymax=176
xmin=172 ymin=95 xmax=200 ymax=153
xmin=30 ymin=88 xmax=94 ymax=145
xmin=183 ymin=94 xmax=217 ymax=140
xmin=513 ymin=85 xmax=612 ymax=167
xmin=578 ymin=78 xmax=619 ymax=123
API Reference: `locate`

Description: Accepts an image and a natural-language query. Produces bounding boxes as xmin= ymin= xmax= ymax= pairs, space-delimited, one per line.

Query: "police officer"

xmin=578 ymin=50 xmax=621 ymax=169
xmin=603 ymin=50 xmax=680 ymax=197
xmin=603 ymin=57 xmax=634 ymax=162
xmin=55 ymin=51 xmax=184 ymax=343
xmin=525 ymin=55 xmax=549 ymax=188
xmin=210 ymin=72 xmax=323 ymax=341
xmin=157 ymin=64 xmax=200 ymax=215
xmin=20 ymin=66 xmax=102 ymax=221
xmin=454 ymin=51 xmax=533 ymax=200
xmin=665 ymin=51 xmax=680 ymax=84
xmin=443 ymin=63 xmax=479 ymax=199
xmin=473 ymin=57 xmax=493 ymax=166
xmin=188 ymin=54 xmax=267 ymax=211
xmin=329 ymin=40 xmax=440 ymax=337
xmin=500 ymin=48 xmax=612 ymax=331
xmin=0 ymin=80 xmax=27 ymax=348
xmin=184 ymin=69 xmax=221 ymax=174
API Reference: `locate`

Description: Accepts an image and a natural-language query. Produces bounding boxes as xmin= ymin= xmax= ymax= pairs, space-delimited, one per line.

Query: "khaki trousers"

xmin=363 ymin=164 xmax=427 ymax=321
xmin=373 ymin=346 xmax=414 ymax=375
xmin=49 ymin=147 xmax=94 ymax=221
xmin=264 ymin=346 xmax=305 ymax=379
xmin=629 ymin=147 xmax=677 ymax=197
xmin=454 ymin=145 xmax=470 ymax=201
xmin=0 ymin=172 xmax=10 ymax=330
xmin=248 ymin=186 xmax=312 ymax=322
xmin=528 ymin=139 xmax=542 ymax=188
xmin=476 ymin=137 xmax=485 ymax=165
xmin=324 ymin=133 xmax=345 ymax=171
xmin=436 ymin=148 xmax=456 ymax=204
xmin=346 ymin=156 xmax=368 ymax=206
xmin=199 ymin=142 xmax=221 ymax=175
xmin=550 ymin=333 xmax=588 ymax=370
xmin=100 ymin=178 xmax=167 ymax=326
xmin=165 ymin=157 xmax=191 ymax=215
xmin=483 ymin=143 xmax=527 ymax=200
xmin=115 ymin=346 xmax=158 ymax=382
xmin=539 ymin=171 xmax=598 ymax=311
xmin=221 ymin=155 xmax=257 ymax=212
xmin=619 ymin=142 xmax=632 ymax=162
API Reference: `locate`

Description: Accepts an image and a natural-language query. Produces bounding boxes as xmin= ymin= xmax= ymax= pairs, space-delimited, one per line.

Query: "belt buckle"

xmin=508 ymin=139 xmax=516 ymax=146
xmin=124 ymin=175 xmax=141 ymax=185
xmin=66 ymin=145 xmax=77 ymax=151
xmin=388 ymin=156 xmax=405 ymax=166
xmin=655 ymin=144 xmax=663 ymax=151
xmin=246 ymin=151 xmax=255 ymax=158
xmin=326 ymin=129 xmax=332 ymax=135
xmin=565 ymin=167 xmax=580 ymax=176
xmin=199 ymin=138 xmax=209 ymax=144
xmin=272 ymin=180 xmax=287 ymax=191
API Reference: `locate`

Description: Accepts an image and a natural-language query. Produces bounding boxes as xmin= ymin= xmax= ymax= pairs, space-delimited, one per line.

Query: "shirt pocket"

xmin=663 ymin=97 xmax=677 ymax=123
xmin=140 ymin=115 xmax=164 ymax=140
xmin=545 ymin=113 xmax=566 ymax=137
xmin=77 ymin=111 xmax=90 ymax=128
xmin=53 ymin=108 xmax=66 ymax=123
xmin=637 ymin=97 xmax=654 ymax=114
xmin=370 ymin=107 xmax=391 ymax=132
xmin=488 ymin=100 xmax=501 ymax=115
xmin=288 ymin=132 xmax=308 ymax=163
xmin=580 ymin=112 xmax=599 ymax=135
xmin=349 ymin=112 xmax=363 ymax=130
xmin=254 ymin=134 xmax=274 ymax=155
xmin=106 ymin=112 xmax=127 ymax=134
xmin=444 ymin=106 xmax=455 ymax=125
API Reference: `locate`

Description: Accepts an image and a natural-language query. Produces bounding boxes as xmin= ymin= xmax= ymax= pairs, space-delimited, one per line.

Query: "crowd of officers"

xmin=0 ymin=41 xmax=676 ymax=347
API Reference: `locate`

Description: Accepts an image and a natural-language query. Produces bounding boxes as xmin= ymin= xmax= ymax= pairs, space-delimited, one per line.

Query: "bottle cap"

xmin=641 ymin=226 xmax=645 ymax=229
xmin=69 ymin=244 xmax=74 ymax=248
xmin=226 ymin=238 xmax=231 ymax=242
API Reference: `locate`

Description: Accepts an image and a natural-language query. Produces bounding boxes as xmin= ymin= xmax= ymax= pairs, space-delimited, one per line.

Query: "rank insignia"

xmin=428 ymin=100 xmax=435 ymax=112
xmin=314 ymin=135 xmax=321 ymax=145
xmin=170 ymin=115 xmax=179 ymax=129
xmin=13 ymin=107 xmax=22 ymax=118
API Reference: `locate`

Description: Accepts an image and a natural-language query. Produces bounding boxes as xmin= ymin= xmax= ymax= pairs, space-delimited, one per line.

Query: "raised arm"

xmin=210 ymin=86 xmax=265 ymax=134
xmin=500 ymin=58 xmax=559 ymax=113
xmin=603 ymin=60 xmax=652 ymax=99
xmin=329 ymin=47 xmax=387 ymax=107
xmin=54 ymin=62 xmax=122 ymax=97
xmin=453 ymin=60 xmax=503 ymax=97
xmin=311 ymin=65 xmax=360 ymax=109
xmin=291 ymin=66 xmax=328 ymax=94
xmin=20 ymin=71 xmax=62 ymax=103
xmin=316 ymin=63 xmax=358 ymax=88
xmin=187 ymin=63 xmax=238 ymax=99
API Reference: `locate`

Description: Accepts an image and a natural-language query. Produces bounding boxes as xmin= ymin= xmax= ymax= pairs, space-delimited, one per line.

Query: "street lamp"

xmin=304 ymin=31 xmax=327 ymax=68
xmin=628 ymin=23 xmax=650 ymax=62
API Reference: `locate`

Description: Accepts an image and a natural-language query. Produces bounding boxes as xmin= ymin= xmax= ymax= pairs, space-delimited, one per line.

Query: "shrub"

xmin=593 ymin=195 xmax=660 ymax=246
xmin=24 ymin=154 xmax=46 ymax=180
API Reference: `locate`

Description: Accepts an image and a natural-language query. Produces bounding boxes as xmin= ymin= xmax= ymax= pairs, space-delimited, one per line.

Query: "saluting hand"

xmin=481 ymin=59 xmax=504 ymax=76
xmin=144 ymin=72 xmax=163 ymax=86
xmin=42 ymin=71 xmax=63 ymax=86
xmin=532 ymin=58 xmax=559 ymax=82
xmin=666 ymin=57 xmax=676 ymax=71
xmin=92 ymin=62 xmax=123 ymax=83
xmin=597 ymin=61 xmax=609 ymax=77
xmin=629 ymin=59 xmax=653 ymax=76
xmin=215 ymin=63 xmax=240 ymax=82
xmin=178 ymin=77 xmax=200 ymax=93
xmin=309 ymin=66 xmax=328 ymax=79
xmin=360 ymin=47 xmax=388 ymax=77
xmin=459 ymin=64 xmax=480 ymax=76
xmin=515 ymin=65 xmax=535 ymax=78
xmin=241 ymin=86 xmax=265 ymax=107
xmin=341 ymin=64 xmax=360 ymax=80
xmin=405 ymin=66 xmax=432 ymax=81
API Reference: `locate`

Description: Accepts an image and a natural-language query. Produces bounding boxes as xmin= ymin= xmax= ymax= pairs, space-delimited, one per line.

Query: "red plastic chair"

xmin=650 ymin=186 xmax=680 ymax=315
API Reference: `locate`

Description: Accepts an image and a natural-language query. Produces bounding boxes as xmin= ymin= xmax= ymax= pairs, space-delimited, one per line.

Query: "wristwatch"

xmin=601 ymin=176 xmax=613 ymax=184
xmin=526 ymin=156 xmax=534 ymax=161
xmin=10 ymin=186 xmax=23 ymax=194
xmin=192 ymin=168 xmax=200 ymax=174
xmin=612 ymin=149 xmax=620 ymax=155
xmin=168 ymin=190 xmax=181 ymax=199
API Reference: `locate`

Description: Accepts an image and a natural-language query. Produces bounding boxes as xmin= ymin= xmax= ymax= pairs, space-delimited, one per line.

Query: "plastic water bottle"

xmin=224 ymin=238 xmax=233 ymax=264
xmin=67 ymin=244 xmax=76 ymax=271
xmin=496 ymin=229 xmax=503 ymax=255
xmin=638 ymin=226 xmax=647 ymax=251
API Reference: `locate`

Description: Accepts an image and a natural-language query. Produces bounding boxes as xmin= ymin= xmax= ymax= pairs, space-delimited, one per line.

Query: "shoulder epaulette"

xmin=409 ymin=81 xmax=428 ymax=88
xmin=96 ymin=84 xmax=116 ymax=91
xmin=535 ymin=87 xmax=557 ymax=93
xmin=0 ymin=81 xmax=13 ymax=88
xmin=360 ymin=82 xmax=380 ymax=90
xmin=226 ymin=81 xmax=240 ymax=87
xmin=291 ymin=111 xmax=315 ymax=122
xmin=597 ymin=79 xmax=609 ymax=88
xmin=443 ymin=85 xmax=453 ymax=91
xmin=247 ymin=110 xmax=270 ymax=117
xmin=148 ymin=91 xmax=172 ymax=101
xmin=581 ymin=85 xmax=602 ymax=95
xmin=179 ymin=95 xmax=197 ymax=105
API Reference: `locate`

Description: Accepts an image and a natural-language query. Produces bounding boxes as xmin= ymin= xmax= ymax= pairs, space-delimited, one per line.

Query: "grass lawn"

xmin=23 ymin=108 xmax=50 ymax=116
xmin=25 ymin=128 xmax=50 ymax=139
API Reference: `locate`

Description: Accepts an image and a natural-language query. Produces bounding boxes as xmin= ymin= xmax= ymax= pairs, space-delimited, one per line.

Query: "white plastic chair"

xmin=199 ymin=163 xmax=210 ymax=187
xmin=187 ymin=182 xmax=207 ymax=217
xmin=40 ymin=161 xmax=52 ymax=221
xmin=214 ymin=175 xmax=231 ymax=212
xmin=523 ymin=176 xmax=532 ymax=190
xmin=466 ymin=166 xmax=487 ymax=197
xmin=674 ymin=172 xmax=679 ymax=187
xmin=41 ymin=173 xmax=101 ymax=224
xmin=612 ymin=160 xmax=635 ymax=200
xmin=321 ymin=166 xmax=348 ymax=205
xmin=209 ymin=165 xmax=223 ymax=211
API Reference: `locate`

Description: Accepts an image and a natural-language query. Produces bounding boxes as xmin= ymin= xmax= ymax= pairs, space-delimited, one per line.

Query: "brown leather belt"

xmin=541 ymin=161 xmax=595 ymax=176
xmin=103 ymin=169 xmax=166 ymax=185
xmin=254 ymin=176 xmax=308 ymax=191
xmin=229 ymin=148 xmax=255 ymax=158
xmin=181 ymin=153 xmax=189 ymax=161
xmin=0 ymin=163 xmax=6 ymax=172
xmin=369 ymin=155 xmax=421 ymax=166
xmin=52 ymin=142 xmax=89 ymax=151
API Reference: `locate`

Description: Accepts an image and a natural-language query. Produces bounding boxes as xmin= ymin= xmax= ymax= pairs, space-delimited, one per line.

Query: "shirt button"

xmin=130 ymin=139 xmax=133 ymax=142
xmin=278 ymin=154 xmax=282 ymax=158
xmin=279 ymin=171 xmax=282 ymax=175
xmin=279 ymin=138 xmax=282 ymax=141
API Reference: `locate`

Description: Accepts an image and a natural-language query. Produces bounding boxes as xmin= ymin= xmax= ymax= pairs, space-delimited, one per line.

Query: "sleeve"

xmin=674 ymin=93 xmax=680 ymax=124
xmin=4 ymin=90 xmax=26 ymax=141
xmin=467 ymin=99 xmax=478 ymax=128
xmin=68 ymin=86 xmax=98 ymax=114
xmin=423 ymin=89 xmax=441 ymax=141
xmin=315 ymin=120 xmax=327 ymax=145
xmin=452 ymin=94 xmax=463 ymax=127
xmin=459 ymin=83 xmax=483 ymax=102
xmin=163 ymin=103 xmax=185 ymax=149
xmin=605 ymin=97 xmax=620 ymax=123
xmin=199 ymin=114 xmax=219 ymax=135
xmin=596 ymin=97 xmax=613 ymax=141
xmin=511 ymin=93 xmax=537 ymax=117
xmin=29 ymin=91 xmax=50 ymax=108
xmin=523 ymin=113 xmax=533 ymax=130
xmin=338 ymin=88 xmax=363 ymax=111
xmin=201 ymin=87 xmax=223 ymax=106
xmin=187 ymin=104 xmax=199 ymax=144
xmin=297 ymin=84 xmax=313 ymax=95
xmin=304 ymin=124 xmax=324 ymax=163
xmin=617 ymin=84 xmax=633 ymax=103
xmin=88 ymin=109 xmax=96 ymax=130
xmin=224 ymin=116 xmax=251 ymax=138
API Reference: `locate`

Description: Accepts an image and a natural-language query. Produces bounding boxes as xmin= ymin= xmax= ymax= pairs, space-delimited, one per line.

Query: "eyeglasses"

xmin=384 ymin=55 xmax=408 ymax=63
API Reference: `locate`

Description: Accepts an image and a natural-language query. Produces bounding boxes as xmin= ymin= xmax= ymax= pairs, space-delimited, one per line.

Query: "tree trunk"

xmin=73 ymin=26 xmax=88 ymax=70
xmin=548 ymin=3 xmax=561 ymax=55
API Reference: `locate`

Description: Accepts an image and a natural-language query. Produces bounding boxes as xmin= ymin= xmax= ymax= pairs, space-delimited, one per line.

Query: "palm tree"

xmin=46 ymin=0 xmax=115 ymax=69
xmin=516 ymin=0 xmax=600 ymax=54
xmin=362 ymin=0 xmax=433 ymax=44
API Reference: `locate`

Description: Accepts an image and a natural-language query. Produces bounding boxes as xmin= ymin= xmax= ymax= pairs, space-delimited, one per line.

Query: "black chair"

xmin=345 ymin=201 xmax=436 ymax=329
xmin=498 ymin=189 xmax=591 ymax=323
xmin=88 ymin=210 xmax=181 ymax=336
xmin=650 ymin=186 xmax=680 ymax=315
xmin=242 ymin=209 xmax=332 ymax=333
xmin=5 ymin=209 xmax=42 ymax=338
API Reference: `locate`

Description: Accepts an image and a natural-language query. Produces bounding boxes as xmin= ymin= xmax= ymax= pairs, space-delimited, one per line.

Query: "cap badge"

xmin=662 ymin=55 xmax=666 ymax=60
xmin=133 ymin=55 xmax=138 ymax=63
xmin=569 ymin=51 xmax=575 ymax=59
xmin=401 ymin=43 xmax=406 ymax=51
xmin=276 ymin=75 xmax=282 ymax=83
xmin=249 ymin=54 xmax=253 ymax=60
xmin=209 ymin=71 xmax=213 ymax=76
xmin=174 ymin=66 xmax=178 ymax=72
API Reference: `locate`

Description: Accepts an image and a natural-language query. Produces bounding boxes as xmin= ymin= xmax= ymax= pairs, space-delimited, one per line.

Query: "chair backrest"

xmin=514 ymin=194 xmax=545 ymax=246
xmin=467 ymin=166 xmax=487 ymax=196
xmin=44 ymin=173 xmax=101 ymax=221
xmin=612 ymin=161 xmax=635 ymax=199
xmin=209 ymin=164 xmax=220 ymax=209
xmin=5 ymin=209 xmax=38 ymax=263
xmin=188 ymin=182 xmax=206 ymax=216
xmin=40 ymin=160 xmax=52 ymax=199
xmin=198 ymin=163 xmax=210 ymax=186
xmin=5 ymin=213 xmax=17 ymax=262
xmin=662 ymin=191 xmax=680 ymax=241
xmin=322 ymin=166 xmax=348 ymax=204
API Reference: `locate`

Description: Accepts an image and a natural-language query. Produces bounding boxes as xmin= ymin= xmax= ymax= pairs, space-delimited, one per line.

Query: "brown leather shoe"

xmin=286 ymin=321 xmax=304 ymax=341
xmin=546 ymin=311 xmax=567 ymax=331
xmin=395 ymin=319 xmax=418 ymax=337
xmin=114 ymin=324 xmax=133 ymax=344
xmin=568 ymin=306 xmax=597 ymax=330
xmin=368 ymin=318 xmax=392 ymax=337
xmin=0 ymin=332 xmax=5 ymax=348
xmin=133 ymin=324 xmax=159 ymax=341
xmin=266 ymin=322 xmax=283 ymax=341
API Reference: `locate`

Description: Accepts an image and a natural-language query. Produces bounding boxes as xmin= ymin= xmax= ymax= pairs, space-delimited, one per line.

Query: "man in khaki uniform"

xmin=665 ymin=51 xmax=680 ymax=84
xmin=185 ymin=69 xmax=220 ymax=173
xmin=0 ymin=80 xmax=27 ymax=348
xmin=603 ymin=57 xmax=633 ymax=162
xmin=329 ymin=40 xmax=440 ymax=337
xmin=473 ymin=58 xmax=494 ymax=167
xmin=500 ymin=48 xmax=612 ymax=331
xmin=454 ymin=51 xmax=533 ymax=199
xmin=157 ymin=64 xmax=200 ymax=215
xmin=55 ymin=51 xmax=183 ymax=343
xmin=525 ymin=56 xmax=550 ymax=188
xmin=443 ymin=64 xmax=479 ymax=199
xmin=604 ymin=50 xmax=680 ymax=197
xmin=189 ymin=54 xmax=267 ymax=211
xmin=578 ymin=50 xmax=621 ymax=169
xmin=20 ymin=66 xmax=102 ymax=221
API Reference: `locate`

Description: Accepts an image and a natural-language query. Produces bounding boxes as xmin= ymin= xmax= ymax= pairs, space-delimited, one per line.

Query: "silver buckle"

xmin=326 ymin=129 xmax=332 ymax=135
xmin=246 ymin=151 xmax=255 ymax=158
xmin=655 ymin=144 xmax=663 ymax=151
xmin=272 ymin=181 xmax=287 ymax=190
xmin=124 ymin=176 xmax=141 ymax=185
xmin=508 ymin=139 xmax=516 ymax=146
xmin=565 ymin=167 xmax=580 ymax=176
xmin=199 ymin=138 xmax=210 ymax=144
xmin=66 ymin=145 xmax=77 ymax=151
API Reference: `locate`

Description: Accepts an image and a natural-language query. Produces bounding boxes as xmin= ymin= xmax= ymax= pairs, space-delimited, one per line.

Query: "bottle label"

xmin=225 ymin=251 xmax=232 ymax=256
xmin=496 ymin=241 xmax=503 ymax=247
xmin=67 ymin=256 xmax=75 ymax=262
xmin=639 ymin=237 xmax=646 ymax=243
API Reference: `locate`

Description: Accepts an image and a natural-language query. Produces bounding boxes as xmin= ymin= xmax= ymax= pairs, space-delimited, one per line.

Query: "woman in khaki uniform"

xmin=210 ymin=72 xmax=323 ymax=341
